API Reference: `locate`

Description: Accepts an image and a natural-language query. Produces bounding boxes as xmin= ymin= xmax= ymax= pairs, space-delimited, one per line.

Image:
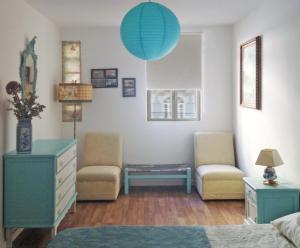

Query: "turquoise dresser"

xmin=243 ymin=177 xmax=299 ymax=224
xmin=4 ymin=139 xmax=77 ymax=246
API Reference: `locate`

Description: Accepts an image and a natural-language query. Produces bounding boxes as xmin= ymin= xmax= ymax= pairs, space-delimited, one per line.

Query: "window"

xmin=148 ymin=90 xmax=173 ymax=120
xmin=147 ymin=89 xmax=200 ymax=121
xmin=146 ymin=34 xmax=201 ymax=121
xmin=175 ymin=90 xmax=199 ymax=120
xmin=62 ymin=41 xmax=81 ymax=84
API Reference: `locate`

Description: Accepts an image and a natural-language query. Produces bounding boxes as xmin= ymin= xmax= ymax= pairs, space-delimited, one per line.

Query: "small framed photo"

xmin=105 ymin=69 xmax=118 ymax=79
xmin=91 ymin=79 xmax=106 ymax=88
xmin=122 ymin=78 xmax=136 ymax=97
xmin=106 ymin=79 xmax=118 ymax=88
xmin=62 ymin=103 xmax=82 ymax=122
xmin=91 ymin=69 xmax=105 ymax=79
xmin=91 ymin=68 xmax=118 ymax=88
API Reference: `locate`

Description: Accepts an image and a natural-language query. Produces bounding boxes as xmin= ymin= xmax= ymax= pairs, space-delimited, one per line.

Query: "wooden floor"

xmin=14 ymin=187 xmax=244 ymax=248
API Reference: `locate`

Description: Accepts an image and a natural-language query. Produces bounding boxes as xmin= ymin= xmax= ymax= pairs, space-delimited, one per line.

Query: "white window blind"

xmin=147 ymin=34 xmax=202 ymax=89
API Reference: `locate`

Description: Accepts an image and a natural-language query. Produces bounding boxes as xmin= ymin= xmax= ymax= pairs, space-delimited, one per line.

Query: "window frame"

xmin=147 ymin=89 xmax=201 ymax=121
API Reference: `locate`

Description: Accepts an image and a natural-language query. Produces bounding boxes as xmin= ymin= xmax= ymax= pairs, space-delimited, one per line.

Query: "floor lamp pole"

xmin=73 ymin=104 xmax=77 ymax=140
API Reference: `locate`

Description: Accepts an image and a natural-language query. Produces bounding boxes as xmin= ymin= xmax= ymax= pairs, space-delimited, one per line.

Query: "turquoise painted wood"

xmin=124 ymin=167 xmax=192 ymax=194
xmin=243 ymin=177 xmax=299 ymax=224
xmin=4 ymin=139 xmax=77 ymax=228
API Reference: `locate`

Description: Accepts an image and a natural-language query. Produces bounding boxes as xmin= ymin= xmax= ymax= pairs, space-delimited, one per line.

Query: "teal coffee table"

xmin=124 ymin=164 xmax=192 ymax=194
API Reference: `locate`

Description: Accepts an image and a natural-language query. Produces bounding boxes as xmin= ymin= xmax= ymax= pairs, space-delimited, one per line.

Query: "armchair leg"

xmin=124 ymin=168 xmax=129 ymax=194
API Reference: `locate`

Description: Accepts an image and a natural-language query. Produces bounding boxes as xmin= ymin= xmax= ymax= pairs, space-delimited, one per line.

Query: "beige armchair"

xmin=194 ymin=132 xmax=245 ymax=200
xmin=77 ymin=133 xmax=123 ymax=200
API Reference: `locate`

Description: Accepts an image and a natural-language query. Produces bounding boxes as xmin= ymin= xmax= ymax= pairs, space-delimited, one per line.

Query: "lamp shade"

xmin=58 ymin=83 xmax=93 ymax=102
xmin=120 ymin=1 xmax=180 ymax=61
xmin=255 ymin=149 xmax=283 ymax=167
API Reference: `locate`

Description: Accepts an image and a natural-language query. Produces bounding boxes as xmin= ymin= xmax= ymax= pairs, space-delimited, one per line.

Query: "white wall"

xmin=233 ymin=0 xmax=300 ymax=186
xmin=62 ymin=26 xmax=233 ymax=168
xmin=0 ymin=0 xmax=61 ymax=245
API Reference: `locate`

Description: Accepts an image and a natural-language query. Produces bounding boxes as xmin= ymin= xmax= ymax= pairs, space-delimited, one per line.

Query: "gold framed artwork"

xmin=240 ymin=36 xmax=262 ymax=109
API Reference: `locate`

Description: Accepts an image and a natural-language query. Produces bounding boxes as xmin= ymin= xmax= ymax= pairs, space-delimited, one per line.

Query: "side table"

xmin=124 ymin=163 xmax=192 ymax=194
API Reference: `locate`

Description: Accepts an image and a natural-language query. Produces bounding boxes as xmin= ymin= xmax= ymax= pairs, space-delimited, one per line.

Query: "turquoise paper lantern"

xmin=120 ymin=1 xmax=180 ymax=61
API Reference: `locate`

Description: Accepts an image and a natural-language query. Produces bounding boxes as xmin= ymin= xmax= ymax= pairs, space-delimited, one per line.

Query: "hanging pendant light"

xmin=120 ymin=1 xmax=180 ymax=61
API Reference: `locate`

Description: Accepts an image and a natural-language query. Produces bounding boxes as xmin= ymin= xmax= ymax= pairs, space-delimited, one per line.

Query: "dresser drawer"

xmin=56 ymin=172 xmax=76 ymax=205
xmin=246 ymin=197 xmax=257 ymax=224
xmin=55 ymin=185 xmax=75 ymax=219
xmin=57 ymin=144 xmax=77 ymax=173
xmin=245 ymin=184 xmax=256 ymax=204
xmin=56 ymin=157 xmax=77 ymax=189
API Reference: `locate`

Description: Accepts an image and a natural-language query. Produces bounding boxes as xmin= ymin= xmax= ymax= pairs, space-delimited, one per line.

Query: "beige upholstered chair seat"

xmin=195 ymin=164 xmax=245 ymax=200
xmin=77 ymin=166 xmax=120 ymax=182
xmin=196 ymin=164 xmax=244 ymax=181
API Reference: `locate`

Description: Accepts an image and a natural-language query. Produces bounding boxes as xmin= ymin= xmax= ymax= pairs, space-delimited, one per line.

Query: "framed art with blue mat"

xmin=122 ymin=78 xmax=136 ymax=97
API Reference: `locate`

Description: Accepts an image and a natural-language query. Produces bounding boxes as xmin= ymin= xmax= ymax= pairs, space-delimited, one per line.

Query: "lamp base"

xmin=263 ymin=166 xmax=278 ymax=186
xmin=263 ymin=180 xmax=278 ymax=186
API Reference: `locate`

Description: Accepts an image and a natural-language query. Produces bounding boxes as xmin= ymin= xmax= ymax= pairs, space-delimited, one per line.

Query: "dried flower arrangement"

xmin=6 ymin=81 xmax=46 ymax=120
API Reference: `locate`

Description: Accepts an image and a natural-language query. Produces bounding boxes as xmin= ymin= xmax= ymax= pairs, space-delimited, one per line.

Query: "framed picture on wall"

xmin=91 ymin=68 xmax=118 ymax=88
xmin=240 ymin=36 xmax=262 ymax=109
xmin=122 ymin=78 xmax=136 ymax=97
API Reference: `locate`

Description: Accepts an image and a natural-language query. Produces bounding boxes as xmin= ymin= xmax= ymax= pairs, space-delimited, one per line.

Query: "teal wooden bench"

xmin=124 ymin=164 xmax=192 ymax=194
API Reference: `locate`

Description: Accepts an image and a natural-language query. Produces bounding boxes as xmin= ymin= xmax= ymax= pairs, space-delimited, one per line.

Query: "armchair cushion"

xmin=77 ymin=166 xmax=120 ymax=182
xmin=196 ymin=164 xmax=244 ymax=181
xmin=83 ymin=133 xmax=123 ymax=168
xmin=195 ymin=164 xmax=245 ymax=200
xmin=194 ymin=132 xmax=235 ymax=167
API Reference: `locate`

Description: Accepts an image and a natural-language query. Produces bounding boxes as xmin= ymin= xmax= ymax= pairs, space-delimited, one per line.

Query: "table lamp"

xmin=57 ymin=83 xmax=93 ymax=139
xmin=255 ymin=149 xmax=283 ymax=186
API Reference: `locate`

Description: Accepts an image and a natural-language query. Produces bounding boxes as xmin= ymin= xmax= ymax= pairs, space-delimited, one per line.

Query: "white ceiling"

xmin=25 ymin=0 xmax=263 ymax=27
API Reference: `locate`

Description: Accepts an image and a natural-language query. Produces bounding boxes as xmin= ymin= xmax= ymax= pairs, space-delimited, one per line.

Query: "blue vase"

xmin=263 ymin=167 xmax=277 ymax=181
xmin=16 ymin=118 xmax=32 ymax=153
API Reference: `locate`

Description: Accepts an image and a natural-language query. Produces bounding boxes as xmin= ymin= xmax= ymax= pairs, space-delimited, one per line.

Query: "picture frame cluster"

xmin=91 ymin=68 xmax=136 ymax=98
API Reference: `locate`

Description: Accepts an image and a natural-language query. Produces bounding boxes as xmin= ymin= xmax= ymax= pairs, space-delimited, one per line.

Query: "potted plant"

xmin=6 ymin=81 xmax=45 ymax=153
